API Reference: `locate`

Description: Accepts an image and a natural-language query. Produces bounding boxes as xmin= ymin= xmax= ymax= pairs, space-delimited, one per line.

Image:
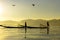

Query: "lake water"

xmin=0 ymin=26 xmax=60 ymax=40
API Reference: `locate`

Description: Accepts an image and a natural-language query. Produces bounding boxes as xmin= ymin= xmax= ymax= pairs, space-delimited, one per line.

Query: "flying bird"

xmin=32 ymin=4 xmax=35 ymax=6
xmin=12 ymin=5 xmax=16 ymax=6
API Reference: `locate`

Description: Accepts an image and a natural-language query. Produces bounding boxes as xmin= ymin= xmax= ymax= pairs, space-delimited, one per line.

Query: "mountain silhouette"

xmin=0 ymin=19 xmax=60 ymax=27
xmin=20 ymin=19 xmax=47 ymax=27
xmin=0 ymin=20 xmax=19 ymax=27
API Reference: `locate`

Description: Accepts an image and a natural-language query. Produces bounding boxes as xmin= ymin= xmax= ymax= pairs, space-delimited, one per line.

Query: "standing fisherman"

xmin=47 ymin=21 xmax=49 ymax=34
xmin=25 ymin=22 xmax=27 ymax=38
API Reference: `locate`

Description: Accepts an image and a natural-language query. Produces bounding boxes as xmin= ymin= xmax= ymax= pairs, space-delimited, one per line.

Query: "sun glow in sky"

xmin=0 ymin=0 xmax=60 ymax=21
xmin=0 ymin=4 xmax=3 ymax=13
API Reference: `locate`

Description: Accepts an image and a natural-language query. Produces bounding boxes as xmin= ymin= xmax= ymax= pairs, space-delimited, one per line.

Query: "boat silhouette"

xmin=0 ymin=21 xmax=49 ymax=34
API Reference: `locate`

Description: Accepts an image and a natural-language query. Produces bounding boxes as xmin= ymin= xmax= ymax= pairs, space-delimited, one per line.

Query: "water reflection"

xmin=0 ymin=27 xmax=60 ymax=40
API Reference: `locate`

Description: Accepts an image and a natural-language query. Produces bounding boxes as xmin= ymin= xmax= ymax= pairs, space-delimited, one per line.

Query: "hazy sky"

xmin=0 ymin=0 xmax=60 ymax=21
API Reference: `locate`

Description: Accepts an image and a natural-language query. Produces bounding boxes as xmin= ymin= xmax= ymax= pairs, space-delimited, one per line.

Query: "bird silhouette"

xmin=12 ymin=5 xmax=16 ymax=6
xmin=32 ymin=4 xmax=35 ymax=6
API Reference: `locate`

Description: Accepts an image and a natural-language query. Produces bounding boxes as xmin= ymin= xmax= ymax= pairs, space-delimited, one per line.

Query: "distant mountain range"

xmin=0 ymin=19 xmax=60 ymax=27
xmin=0 ymin=20 xmax=19 ymax=27
xmin=20 ymin=19 xmax=60 ymax=26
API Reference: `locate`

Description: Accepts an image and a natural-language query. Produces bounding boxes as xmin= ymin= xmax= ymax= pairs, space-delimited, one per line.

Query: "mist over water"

xmin=0 ymin=26 xmax=60 ymax=40
xmin=0 ymin=0 xmax=60 ymax=40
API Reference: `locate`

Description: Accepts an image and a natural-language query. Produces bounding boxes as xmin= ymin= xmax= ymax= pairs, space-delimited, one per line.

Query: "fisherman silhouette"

xmin=47 ymin=21 xmax=49 ymax=34
xmin=24 ymin=22 xmax=27 ymax=38
xmin=47 ymin=21 xmax=49 ymax=26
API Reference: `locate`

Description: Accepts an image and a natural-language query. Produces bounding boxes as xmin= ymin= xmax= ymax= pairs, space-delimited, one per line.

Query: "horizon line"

xmin=0 ymin=18 xmax=60 ymax=21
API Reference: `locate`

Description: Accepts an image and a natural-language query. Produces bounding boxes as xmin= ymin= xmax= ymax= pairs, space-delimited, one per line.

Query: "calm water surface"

xmin=0 ymin=26 xmax=60 ymax=40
